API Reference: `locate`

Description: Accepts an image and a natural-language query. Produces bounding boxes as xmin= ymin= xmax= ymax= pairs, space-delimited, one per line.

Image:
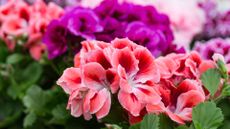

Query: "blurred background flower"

xmin=194 ymin=38 xmax=230 ymax=63
xmin=43 ymin=0 xmax=184 ymax=59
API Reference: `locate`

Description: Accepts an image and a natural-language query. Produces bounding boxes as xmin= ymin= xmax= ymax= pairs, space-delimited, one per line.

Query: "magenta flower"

xmin=194 ymin=38 xmax=230 ymax=63
xmin=67 ymin=8 xmax=103 ymax=39
xmin=42 ymin=20 xmax=68 ymax=59
xmin=43 ymin=0 xmax=183 ymax=59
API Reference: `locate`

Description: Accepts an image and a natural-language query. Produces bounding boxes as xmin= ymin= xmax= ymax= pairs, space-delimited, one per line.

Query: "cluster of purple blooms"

xmin=43 ymin=0 xmax=184 ymax=59
xmin=198 ymin=1 xmax=230 ymax=40
xmin=194 ymin=38 xmax=230 ymax=63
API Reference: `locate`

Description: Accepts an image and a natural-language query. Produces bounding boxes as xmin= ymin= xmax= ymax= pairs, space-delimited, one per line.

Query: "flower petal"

xmin=112 ymin=47 xmax=139 ymax=76
xmin=57 ymin=67 xmax=82 ymax=94
xmin=118 ymin=90 xmax=143 ymax=116
xmin=133 ymin=84 xmax=161 ymax=105
xmin=175 ymin=90 xmax=205 ymax=114
xmin=96 ymin=92 xmax=111 ymax=119
xmin=82 ymin=62 xmax=106 ymax=90
xmin=134 ymin=47 xmax=160 ymax=83
xmin=90 ymin=88 xmax=109 ymax=114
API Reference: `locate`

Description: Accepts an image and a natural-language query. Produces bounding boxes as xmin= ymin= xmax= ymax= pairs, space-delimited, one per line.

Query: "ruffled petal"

xmin=96 ymin=92 xmax=111 ymax=119
xmin=118 ymin=90 xmax=143 ymax=116
xmin=57 ymin=67 xmax=82 ymax=94
xmin=134 ymin=47 xmax=160 ymax=83
xmin=90 ymin=88 xmax=108 ymax=114
xmin=82 ymin=62 xmax=106 ymax=90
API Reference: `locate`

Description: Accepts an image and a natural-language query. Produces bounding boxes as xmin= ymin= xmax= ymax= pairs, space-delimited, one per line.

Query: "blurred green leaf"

xmin=216 ymin=60 xmax=228 ymax=79
xmin=219 ymin=119 xmax=230 ymax=129
xmin=201 ymin=69 xmax=221 ymax=96
xmin=23 ymin=112 xmax=36 ymax=128
xmin=218 ymin=99 xmax=230 ymax=118
xmin=23 ymin=86 xmax=52 ymax=115
xmin=7 ymin=62 xmax=42 ymax=99
xmin=129 ymin=123 xmax=140 ymax=129
xmin=141 ymin=114 xmax=159 ymax=129
xmin=192 ymin=102 xmax=224 ymax=129
xmin=129 ymin=114 xmax=159 ymax=129
xmin=0 ymin=42 xmax=9 ymax=62
xmin=49 ymin=104 xmax=69 ymax=125
xmin=6 ymin=54 xmax=24 ymax=64
xmin=222 ymin=84 xmax=230 ymax=97
xmin=19 ymin=62 xmax=42 ymax=88
xmin=159 ymin=114 xmax=174 ymax=129
xmin=175 ymin=125 xmax=190 ymax=129
xmin=0 ymin=96 xmax=23 ymax=128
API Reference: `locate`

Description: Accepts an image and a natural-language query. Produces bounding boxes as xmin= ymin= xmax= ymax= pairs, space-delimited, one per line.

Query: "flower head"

xmin=66 ymin=8 xmax=103 ymax=39
xmin=42 ymin=20 xmax=68 ymax=59
xmin=194 ymin=38 xmax=230 ymax=63
xmin=43 ymin=0 xmax=182 ymax=59
xmin=146 ymin=52 xmax=213 ymax=124
xmin=57 ymin=38 xmax=162 ymax=120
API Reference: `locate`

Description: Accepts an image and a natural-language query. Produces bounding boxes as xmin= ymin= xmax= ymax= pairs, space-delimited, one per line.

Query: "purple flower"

xmin=125 ymin=22 xmax=167 ymax=56
xmin=43 ymin=0 xmax=183 ymax=59
xmin=67 ymin=8 xmax=103 ymax=39
xmin=94 ymin=0 xmax=119 ymax=19
xmin=194 ymin=38 xmax=230 ymax=63
xmin=43 ymin=20 xmax=68 ymax=59
xmin=95 ymin=17 xmax=126 ymax=42
xmin=197 ymin=1 xmax=230 ymax=40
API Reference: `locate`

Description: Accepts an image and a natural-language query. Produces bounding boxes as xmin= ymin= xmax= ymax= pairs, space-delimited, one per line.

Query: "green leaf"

xmin=23 ymin=86 xmax=52 ymax=115
xmin=7 ymin=62 xmax=42 ymax=99
xmin=19 ymin=62 xmax=42 ymax=88
xmin=6 ymin=54 xmax=24 ymax=64
xmin=218 ymin=99 xmax=230 ymax=118
xmin=23 ymin=112 xmax=36 ymax=127
xmin=129 ymin=123 xmax=140 ymax=129
xmin=201 ymin=69 xmax=221 ymax=96
xmin=49 ymin=104 xmax=69 ymax=125
xmin=159 ymin=114 xmax=174 ymax=129
xmin=0 ymin=95 xmax=23 ymax=128
xmin=0 ymin=42 xmax=9 ymax=62
xmin=219 ymin=120 xmax=230 ymax=129
xmin=140 ymin=114 xmax=159 ymax=129
xmin=222 ymin=84 xmax=230 ymax=97
xmin=192 ymin=102 xmax=224 ymax=129
xmin=175 ymin=125 xmax=189 ymax=129
xmin=217 ymin=60 xmax=228 ymax=79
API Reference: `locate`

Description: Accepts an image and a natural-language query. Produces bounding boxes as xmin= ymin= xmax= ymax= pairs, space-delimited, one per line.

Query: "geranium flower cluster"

xmin=0 ymin=0 xmax=63 ymax=60
xmin=194 ymin=38 xmax=230 ymax=63
xmin=57 ymin=38 xmax=214 ymax=124
xmin=197 ymin=0 xmax=230 ymax=40
xmin=43 ymin=0 xmax=184 ymax=59
xmin=56 ymin=0 xmax=205 ymax=49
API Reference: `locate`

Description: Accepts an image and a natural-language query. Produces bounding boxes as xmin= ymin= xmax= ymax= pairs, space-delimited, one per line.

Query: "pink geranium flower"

xmin=57 ymin=39 xmax=121 ymax=120
xmin=146 ymin=52 xmax=213 ymax=124
xmin=147 ymin=79 xmax=205 ymax=124
xmin=0 ymin=0 xmax=63 ymax=60
xmin=57 ymin=64 xmax=114 ymax=120
xmin=58 ymin=39 xmax=218 ymax=124
xmin=1 ymin=15 xmax=28 ymax=36
xmin=111 ymin=39 xmax=161 ymax=116
xmin=57 ymin=38 xmax=162 ymax=120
